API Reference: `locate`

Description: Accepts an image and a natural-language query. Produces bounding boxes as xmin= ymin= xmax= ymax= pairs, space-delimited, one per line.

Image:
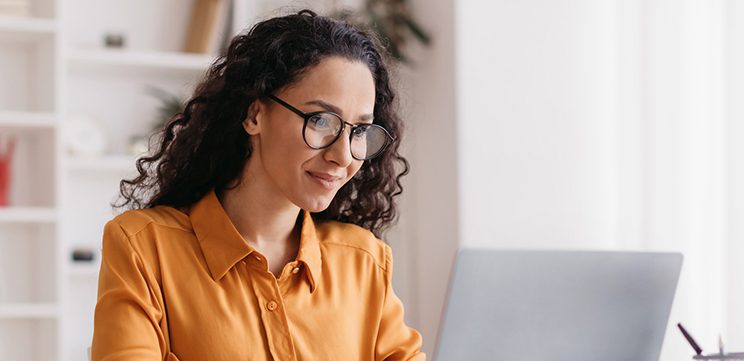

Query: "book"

xmin=183 ymin=0 xmax=230 ymax=54
xmin=212 ymin=0 xmax=234 ymax=56
xmin=0 ymin=0 xmax=30 ymax=17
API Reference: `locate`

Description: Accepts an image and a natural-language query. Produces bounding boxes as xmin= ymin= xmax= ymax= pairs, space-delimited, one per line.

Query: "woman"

xmin=91 ymin=9 xmax=424 ymax=361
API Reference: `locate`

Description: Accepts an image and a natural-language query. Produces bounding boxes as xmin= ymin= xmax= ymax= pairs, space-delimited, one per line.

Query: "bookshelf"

xmin=65 ymin=154 xmax=137 ymax=172
xmin=0 ymin=111 xmax=57 ymax=128
xmin=0 ymin=0 xmax=256 ymax=359
xmin=67 ymin=48 xmax=215 ymax=75
xmin=0 ymin=207 xmax=57 ymax=222
xmin=0 ymin=17 xmax=56 ymax=42
xmin=0 ymin=0 xmax=62 ymax=356
xmin=0 ymin=303 xmax=59 ymax=319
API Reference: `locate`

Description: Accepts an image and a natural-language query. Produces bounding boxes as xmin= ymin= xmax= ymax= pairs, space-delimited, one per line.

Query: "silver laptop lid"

xmin=434 ymin=249 xmax=683 ymax=361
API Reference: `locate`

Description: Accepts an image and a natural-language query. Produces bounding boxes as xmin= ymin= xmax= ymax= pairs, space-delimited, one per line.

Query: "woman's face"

xmin=244 ymin=56 xmax=376 ymax=212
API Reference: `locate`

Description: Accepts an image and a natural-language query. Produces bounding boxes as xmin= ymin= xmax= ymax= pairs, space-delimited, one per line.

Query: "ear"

xmin=242 ymin=100 xmax=262 ymax=135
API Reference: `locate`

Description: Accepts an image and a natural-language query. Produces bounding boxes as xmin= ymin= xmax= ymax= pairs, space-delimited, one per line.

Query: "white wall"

xmin=456 ymin=1 xmax=619 ymax=250
xmin=726 ymin=0 xmax=744 ymax=349
xmin=449 ymin=0 xmax=732 ymax=360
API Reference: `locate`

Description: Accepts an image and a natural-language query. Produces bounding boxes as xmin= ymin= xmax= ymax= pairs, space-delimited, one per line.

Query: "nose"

xmin=323 ymin=129 xmax=354 ymax=167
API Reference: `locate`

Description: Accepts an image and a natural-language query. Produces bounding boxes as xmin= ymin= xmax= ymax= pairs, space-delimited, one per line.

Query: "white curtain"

xmin=616 ymin=0 xmax=730 ymax=359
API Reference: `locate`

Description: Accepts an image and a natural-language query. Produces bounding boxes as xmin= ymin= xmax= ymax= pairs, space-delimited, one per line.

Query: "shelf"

xmin=0 ymin=111 xmax=56 ymax=130
xmin=0 ymin=207 xmax=57 ymax=223
xmin=0 ymin=17 xmax=56 ymax=43
xmin=66 ymin=154 xmax=139 ymax=172
xmin=68 ymin=263 xmax=100 ymax=278
xmin=67 ymin=48 xmax=215 ymax=75
xmin=0 ymin=303 xmax=58 ymax=319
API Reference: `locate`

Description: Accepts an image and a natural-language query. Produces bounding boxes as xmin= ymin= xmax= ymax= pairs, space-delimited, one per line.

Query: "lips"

xmin=307 ymin=171 xmax=343 ymax=190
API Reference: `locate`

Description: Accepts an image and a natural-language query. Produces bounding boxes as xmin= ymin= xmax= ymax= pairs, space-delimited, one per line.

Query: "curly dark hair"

xmin=112 ymin=9 xmax=410 ymax=238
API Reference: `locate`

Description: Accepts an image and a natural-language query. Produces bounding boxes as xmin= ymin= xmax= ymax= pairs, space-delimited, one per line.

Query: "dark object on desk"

xmin=104 ymin=33 xmax=125 ymax=48
xmin=72 ymin=248 xmax=95 ymax=262
xmin=680 ymin=324 xmax=744 ymax=360
xmin=678 ymin=323 xmax=703 ymax=355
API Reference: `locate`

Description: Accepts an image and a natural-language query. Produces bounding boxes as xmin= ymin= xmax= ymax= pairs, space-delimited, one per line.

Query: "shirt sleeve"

xmin=91 ymin=219 xmax=169 ymax=361
xmin=375 ymin=244 xmax=426 ymax=361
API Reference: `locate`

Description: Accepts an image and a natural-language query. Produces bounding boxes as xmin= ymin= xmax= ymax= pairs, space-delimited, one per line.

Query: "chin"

xmin=298 ymin=196 xmax=335 ymax=213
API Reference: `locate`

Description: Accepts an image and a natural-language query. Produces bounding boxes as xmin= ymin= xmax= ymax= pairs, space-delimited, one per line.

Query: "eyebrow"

xmin=304 ymin=99 xmax=374 ymax=123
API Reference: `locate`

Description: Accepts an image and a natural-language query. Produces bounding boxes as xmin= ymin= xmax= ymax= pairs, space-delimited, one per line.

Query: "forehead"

xmin=281 ymin=57 xmax=376 ymax=111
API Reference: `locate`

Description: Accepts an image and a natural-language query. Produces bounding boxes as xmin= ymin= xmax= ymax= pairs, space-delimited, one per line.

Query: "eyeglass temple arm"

xmin=267 ymin=95 xmax=308 ymax=119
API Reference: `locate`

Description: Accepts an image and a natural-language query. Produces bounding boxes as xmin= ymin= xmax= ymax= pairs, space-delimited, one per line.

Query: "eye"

xmin=307 ymin=114 xmax=333 ymax=131
xmin=351 ymin=125 xmax=369 ymax=138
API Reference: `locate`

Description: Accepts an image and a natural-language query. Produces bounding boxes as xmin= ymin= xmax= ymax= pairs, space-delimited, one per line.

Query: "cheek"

xmin=257 ymin=129 xmax=314 ymax=186
xmin=266 ymin=143 xmax=313 ymax=177
xmin=262 ymin=122 xmax=307 ymax=161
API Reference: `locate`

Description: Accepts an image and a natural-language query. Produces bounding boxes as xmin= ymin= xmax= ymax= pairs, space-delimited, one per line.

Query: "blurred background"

xmin=0 ymin=0 xmax=741 ymax=360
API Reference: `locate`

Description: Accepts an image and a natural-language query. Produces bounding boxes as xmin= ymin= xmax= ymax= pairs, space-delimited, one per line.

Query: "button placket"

xmin=269 ymin=278 xmax=296 ymax=360
xmin=249 ymin=263 xmax=297 ymax=361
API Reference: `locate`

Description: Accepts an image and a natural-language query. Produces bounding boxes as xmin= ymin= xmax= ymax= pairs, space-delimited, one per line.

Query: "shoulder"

xmin=314 ymin=220 xmax=392 ymax=273
xmin=108 ymin=205 xmax=192 ymax=238
xmin=102 ymin=206 xmax=194 ymax=275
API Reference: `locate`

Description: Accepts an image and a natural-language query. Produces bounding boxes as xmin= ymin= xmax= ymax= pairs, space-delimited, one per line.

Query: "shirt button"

xmin=266 ymin=301 xmax=278 ymax=311
xmin=292 ymin=267 xmax=300 ymax=274
xmin=254 ymin=255 xmax=261 ymax=261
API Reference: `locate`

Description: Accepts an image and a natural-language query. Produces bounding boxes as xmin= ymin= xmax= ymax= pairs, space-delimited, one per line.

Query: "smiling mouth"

xmin=307 ymin=171 xmax=342 ymax=190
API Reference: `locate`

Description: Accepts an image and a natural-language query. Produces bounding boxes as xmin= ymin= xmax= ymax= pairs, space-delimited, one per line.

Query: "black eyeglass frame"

xmin=267 ymin=94 xmax=394 ymax=161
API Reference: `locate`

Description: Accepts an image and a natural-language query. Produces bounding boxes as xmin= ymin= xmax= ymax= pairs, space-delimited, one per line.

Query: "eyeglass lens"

xmin=304 ymin=113 xmax=388 ymax=160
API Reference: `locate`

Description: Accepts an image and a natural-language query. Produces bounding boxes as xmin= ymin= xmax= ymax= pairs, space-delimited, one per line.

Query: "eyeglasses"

xmin=267 ymin=95 xmax=393 ymax=161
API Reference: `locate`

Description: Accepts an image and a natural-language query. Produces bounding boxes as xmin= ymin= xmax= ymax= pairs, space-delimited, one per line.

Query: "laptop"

xmin=434 ymin=249 xmax=683 ymax=361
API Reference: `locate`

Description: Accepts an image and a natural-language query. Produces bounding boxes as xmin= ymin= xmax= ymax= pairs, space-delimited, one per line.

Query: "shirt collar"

xmin=296 ymin=210 xmax=321 ymax=292
xmin=189 ymin=189 xmax=322 ymax=292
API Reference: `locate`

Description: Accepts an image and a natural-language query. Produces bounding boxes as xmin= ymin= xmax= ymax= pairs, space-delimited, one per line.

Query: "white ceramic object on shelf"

xmin=62 ymin=114 xmax=107 ymax=157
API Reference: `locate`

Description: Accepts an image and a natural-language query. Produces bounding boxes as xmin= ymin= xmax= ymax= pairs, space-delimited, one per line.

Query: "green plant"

xmin=146 ymin=86 xmax=184 ymax=133
xmin=332 ymin=0 xmax=431 ymax=63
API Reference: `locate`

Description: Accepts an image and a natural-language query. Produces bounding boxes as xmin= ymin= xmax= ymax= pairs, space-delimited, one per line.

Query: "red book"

xmin=0 ymin=137 xmax=17 ymax=207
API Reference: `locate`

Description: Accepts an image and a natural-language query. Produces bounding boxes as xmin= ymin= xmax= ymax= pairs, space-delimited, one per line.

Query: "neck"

xmin=218 ymin=160 xmax=302 ymax=250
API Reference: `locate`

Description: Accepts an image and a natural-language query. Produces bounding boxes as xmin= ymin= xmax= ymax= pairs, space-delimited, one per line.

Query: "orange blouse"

xmin=91 ymin=189 xmax=424 ymax=361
